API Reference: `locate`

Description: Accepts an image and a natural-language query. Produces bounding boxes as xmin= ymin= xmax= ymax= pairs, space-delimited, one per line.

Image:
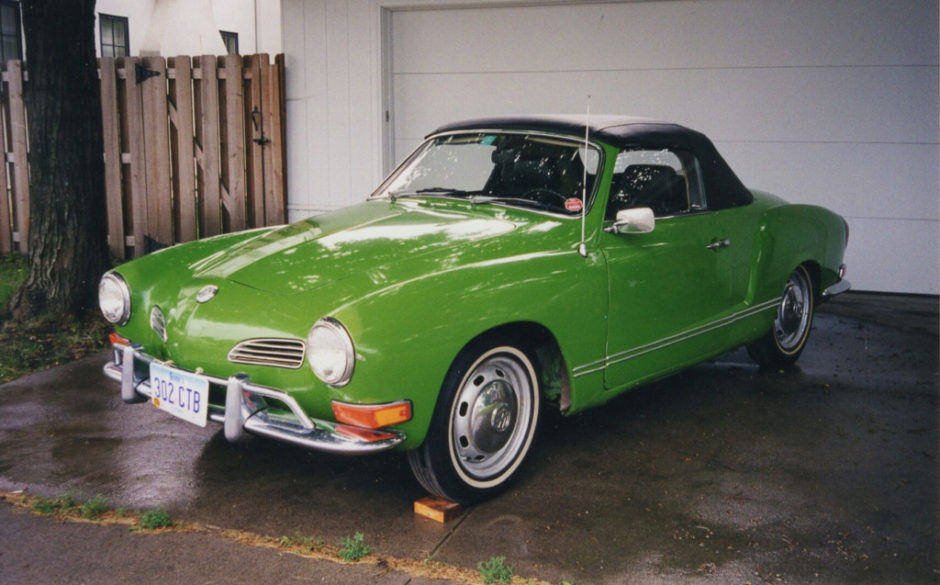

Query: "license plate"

xmin=149 ymin=362 xmax=209 ymax=427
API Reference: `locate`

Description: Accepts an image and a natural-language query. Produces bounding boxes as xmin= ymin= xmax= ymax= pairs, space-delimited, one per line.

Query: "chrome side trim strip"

xmin=572 ymin=298 xmax=781 ymax=378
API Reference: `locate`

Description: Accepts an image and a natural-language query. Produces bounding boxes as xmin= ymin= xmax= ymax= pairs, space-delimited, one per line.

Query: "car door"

xmin=600 ymin=148 xmax=736 ymax=390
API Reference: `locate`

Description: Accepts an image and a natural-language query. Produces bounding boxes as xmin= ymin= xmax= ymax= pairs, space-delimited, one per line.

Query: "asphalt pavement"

xmin=0 ymin=292 xmax=937 ymax=585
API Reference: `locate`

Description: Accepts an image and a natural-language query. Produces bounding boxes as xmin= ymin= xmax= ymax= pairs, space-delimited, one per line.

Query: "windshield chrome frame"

xmin=369 ymin=129 xmax=606 ymax=220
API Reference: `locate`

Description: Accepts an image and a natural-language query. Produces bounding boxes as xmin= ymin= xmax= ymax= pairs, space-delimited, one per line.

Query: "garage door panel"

xmin=844 ymin=218 xmax=939 ymax=294
xmin=718 ymin=142 xmax=940 ymax=222
xmin=393 ymin=1 xmax=936 ymax=74
xmin=394 ymin=66 xmax=937 ymax=147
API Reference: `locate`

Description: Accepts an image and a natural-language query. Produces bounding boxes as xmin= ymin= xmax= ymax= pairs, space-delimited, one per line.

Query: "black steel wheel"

xmin=407 ymin=341 xmax=541 ymax=504
xmin=747 ymin=265 xmax=815 ymax=369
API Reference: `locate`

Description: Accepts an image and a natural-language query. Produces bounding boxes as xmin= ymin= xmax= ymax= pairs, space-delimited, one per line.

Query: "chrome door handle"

xmin=706 ymin=238 xmax=731 ymax=250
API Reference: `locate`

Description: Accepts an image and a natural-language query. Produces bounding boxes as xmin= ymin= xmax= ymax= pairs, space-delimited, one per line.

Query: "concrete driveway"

xmin=1 ymin=293 xmax=936 ymax=584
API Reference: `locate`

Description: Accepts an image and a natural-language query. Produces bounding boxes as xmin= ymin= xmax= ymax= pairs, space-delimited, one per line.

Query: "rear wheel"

xmin=407 ymin=342 xmax=541 ymax=504
xmin=747 ymin=265 xmax=815 ymax=369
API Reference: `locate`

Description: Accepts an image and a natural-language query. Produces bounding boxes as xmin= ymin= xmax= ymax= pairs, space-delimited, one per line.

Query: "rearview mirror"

xmin=607 ymin=207 xmax=655 ymax=234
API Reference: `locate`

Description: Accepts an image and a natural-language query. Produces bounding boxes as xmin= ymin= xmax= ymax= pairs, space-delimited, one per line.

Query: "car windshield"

xmin=373 ymin=132 xmax=601 ymax=216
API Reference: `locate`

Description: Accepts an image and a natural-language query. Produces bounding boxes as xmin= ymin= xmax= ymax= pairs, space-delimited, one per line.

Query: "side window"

xmin=606 ymin=148 xmax=706 ymax=219
xmin=0 ymin=0 xmax=23 ymax=62
xmin=99 ymin=13 xmax=129 ymax=58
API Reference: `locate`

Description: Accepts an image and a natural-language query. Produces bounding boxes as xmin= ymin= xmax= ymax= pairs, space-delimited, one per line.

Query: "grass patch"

xmin=477 ymin=556 xmax=513 ymax=584
xmin=0 ymin=253 xmax=27 ymax=309
xmin=338 ymin=532 xmax=372 ymax=562
xmin=137 ymin=508 xmax=173 ymax=530
xmin=0 ymin=253 xmax=112 ymax=385
xmin=80 ymin=494 xmax=110 ymax=519
xmin=0 ymin=309 xmax=111 ymax=384
xmin=31 ymin=488 xmax=80 ymax=515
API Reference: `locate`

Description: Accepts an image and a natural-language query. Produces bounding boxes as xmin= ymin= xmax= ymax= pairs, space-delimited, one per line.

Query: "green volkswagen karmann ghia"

xmin=100 ymin=115 xmax=850 ymax=504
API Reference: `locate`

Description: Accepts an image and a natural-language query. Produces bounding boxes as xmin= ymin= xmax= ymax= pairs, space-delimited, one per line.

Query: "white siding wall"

xmin=95 ymin=0 xmax=154 ymax=56
xmin=93 ymin=0 xmax=282 ymax=57
xmin=282 ymin=0 xmax=939 ymax=294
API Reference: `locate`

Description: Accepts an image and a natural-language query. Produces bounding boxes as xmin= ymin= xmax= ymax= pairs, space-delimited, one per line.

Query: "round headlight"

xmin=307 ymin=318 xmax=354 ymax=387
xmin=99 ymin=271 xmax=131 ymax=326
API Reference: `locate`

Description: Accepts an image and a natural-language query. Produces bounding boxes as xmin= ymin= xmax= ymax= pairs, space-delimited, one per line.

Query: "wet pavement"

xmin=1 ymin=292 xmax=937 ymax=584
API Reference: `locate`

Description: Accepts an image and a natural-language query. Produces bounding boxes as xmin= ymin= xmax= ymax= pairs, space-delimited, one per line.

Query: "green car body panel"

xmin=103 ymin=116 xmax=848 ymax=497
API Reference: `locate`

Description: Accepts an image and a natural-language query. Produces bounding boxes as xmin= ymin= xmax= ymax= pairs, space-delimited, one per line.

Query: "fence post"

xmin=169 ymin=56 xmax=197 ymax=244
xmin=267 ymin=54 xmax=286 ymax=225
xmin=0 ymin=63 xmax=11 ymax=254
xmin=141 ymin=56 xmax=172 ymax=249
xmin=122 ymin=57 xmax=148 ymax=257
xmin=244 ymin=54 xmax=265 ymax=228
xmin=7 ymin=60 xmax=29 ymax=252
xmin=221 ymin=54 xmax=246 ymax=231
xmin=197 ymin=55 xmax=222 ymax=238
xmin=99 ymin=57 xmax=125 ymax=259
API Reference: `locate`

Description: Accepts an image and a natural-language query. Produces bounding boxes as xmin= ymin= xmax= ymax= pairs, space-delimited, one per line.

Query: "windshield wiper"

xmin=469 ymin=195 xmax=557 ymax=213
xmin=388 ymin=188 xmax=475 ymax=202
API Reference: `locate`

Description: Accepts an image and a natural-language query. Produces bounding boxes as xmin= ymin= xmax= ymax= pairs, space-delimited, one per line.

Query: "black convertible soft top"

xmin=431 ymin=115 xmax=753 ymax=210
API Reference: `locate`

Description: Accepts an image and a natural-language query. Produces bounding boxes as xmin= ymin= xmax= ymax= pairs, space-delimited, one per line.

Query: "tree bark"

xmin=11 ymin=0 xmax=109 ymax=320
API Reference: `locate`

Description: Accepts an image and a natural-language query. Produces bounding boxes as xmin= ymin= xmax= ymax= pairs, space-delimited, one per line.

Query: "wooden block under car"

xmin=414 ymin=496 xmax=462 ymax=523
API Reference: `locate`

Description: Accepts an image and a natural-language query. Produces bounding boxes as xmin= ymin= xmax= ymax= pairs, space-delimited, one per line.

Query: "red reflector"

xmin=334 ymin=424 xmax=397 ymax=443
xmin=109 ymin=332 xmax=129 ymax=347
xmin=331 ymin=400 xmax=412 ymax=429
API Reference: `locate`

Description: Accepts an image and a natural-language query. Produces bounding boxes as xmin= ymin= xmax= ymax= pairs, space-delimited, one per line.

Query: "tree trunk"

xmin=11 ymin=0 xmax=109 ymax=320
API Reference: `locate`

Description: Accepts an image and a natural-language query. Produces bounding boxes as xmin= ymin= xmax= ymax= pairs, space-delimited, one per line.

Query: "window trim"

xmin=220 ymin=30 xmax=239 ymax=55
xmin=605 ymin=147 xmax=708 ymax=220
xmin=99 ymin=12 xmax=129 ymax=58
xmin=0 ymin=0 xmax=23 ymax=62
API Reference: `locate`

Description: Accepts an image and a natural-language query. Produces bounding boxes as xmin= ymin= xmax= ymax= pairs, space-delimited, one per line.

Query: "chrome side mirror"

xmin=606 ymin=207 xmax=655 ymax=234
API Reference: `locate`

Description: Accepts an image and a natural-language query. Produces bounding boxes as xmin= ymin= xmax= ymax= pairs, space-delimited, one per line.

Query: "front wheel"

xmin=747 ymin=265 xmax=815 ymax=369
xmin=407 ymin=342 xmax=541 ymax=504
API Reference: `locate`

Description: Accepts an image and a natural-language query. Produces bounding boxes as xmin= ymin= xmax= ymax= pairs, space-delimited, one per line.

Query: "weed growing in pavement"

xmin=137 ymin=508 xmax=172 ymax=530
xmin=477 ymin=556 xmax=513 ymax=584
xmin=31 ymin=489 xmax=80 ymax=514
xmin=80 ymin=494 xmax=109 ymax=519
xmin=31 ymin=498 xmax=60 ymax=514
xmin=338 ymin=532 xmax=372 ymax=562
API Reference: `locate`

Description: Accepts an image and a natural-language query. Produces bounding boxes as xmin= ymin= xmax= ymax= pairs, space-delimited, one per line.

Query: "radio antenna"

xmin=578 ymin=95 xmax=591 ymax=258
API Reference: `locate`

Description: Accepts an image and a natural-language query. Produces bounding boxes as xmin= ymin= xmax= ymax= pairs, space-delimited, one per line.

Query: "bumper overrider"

xmin=103 ymin=342 xmax=406 ymax=454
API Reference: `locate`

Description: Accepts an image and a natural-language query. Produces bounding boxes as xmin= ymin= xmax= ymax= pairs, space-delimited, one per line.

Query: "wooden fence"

xmin=1 ymin=54 xmax=286 ymax=259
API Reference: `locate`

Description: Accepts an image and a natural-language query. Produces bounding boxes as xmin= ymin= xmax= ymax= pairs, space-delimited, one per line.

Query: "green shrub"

xmin=80 ymin=494 xmax=109 ymax=519
xmin=31 ymin=489 xmax=79 ymax=514
xmin=338 ymin=532 xmax=372 ymax=562
xmin=477 ymin=556 xmax=513 ymax=584
xmin=137 ymin=508 xmax=172 ymax=529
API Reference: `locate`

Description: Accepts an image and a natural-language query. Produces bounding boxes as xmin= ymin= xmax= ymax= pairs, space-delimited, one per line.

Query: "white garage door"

xmin=388 ymin=1 xmax=939 ymax=294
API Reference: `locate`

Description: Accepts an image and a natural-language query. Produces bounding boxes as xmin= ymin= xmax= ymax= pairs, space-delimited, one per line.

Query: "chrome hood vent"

xmin=228 ymin=338 xmax=306 ymax=370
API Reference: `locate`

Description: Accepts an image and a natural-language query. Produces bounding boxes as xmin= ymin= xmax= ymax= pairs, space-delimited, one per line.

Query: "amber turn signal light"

xmin=109 ymin=332 xmax=130 ymax=346
xmin=331 ymin=400 xmax=412 ymax=429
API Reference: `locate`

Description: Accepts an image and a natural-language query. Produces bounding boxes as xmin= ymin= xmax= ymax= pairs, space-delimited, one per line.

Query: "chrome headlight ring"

xmin=307 ymin=317 xmax=355 ymax=387
xmin=99 ymin=271 xmax=131 ymax=326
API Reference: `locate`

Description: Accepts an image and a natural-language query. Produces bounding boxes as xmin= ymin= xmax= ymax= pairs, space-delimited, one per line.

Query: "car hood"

xmin=189 ymin=200 xmax=520 ymax=294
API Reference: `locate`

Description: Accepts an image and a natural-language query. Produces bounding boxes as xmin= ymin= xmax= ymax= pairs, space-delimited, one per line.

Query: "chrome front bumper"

xmin=103 ymin=343 xmax=405 ymax=454
xmin=822 ymin=278 xmax=851 ymax=299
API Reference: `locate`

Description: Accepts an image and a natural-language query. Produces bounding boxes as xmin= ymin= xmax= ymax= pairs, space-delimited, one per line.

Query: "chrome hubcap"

xmin=774 ymin=271 xmax=811 ymax=351
xmin=451 ymin=353 xmax=532 ymax=480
